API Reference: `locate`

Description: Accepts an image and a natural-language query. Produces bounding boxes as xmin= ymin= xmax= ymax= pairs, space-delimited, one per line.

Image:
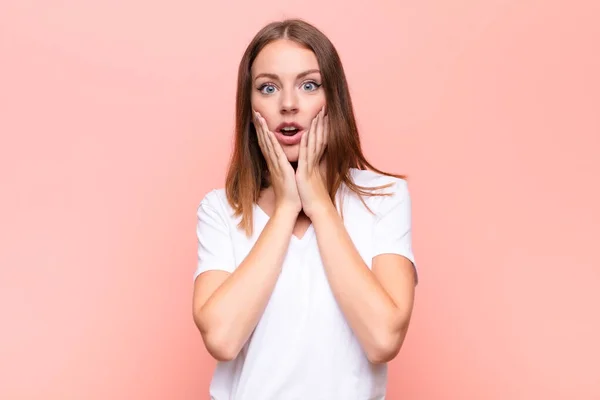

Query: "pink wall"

xmin=1 ymin=0 xmax=598 ymax=398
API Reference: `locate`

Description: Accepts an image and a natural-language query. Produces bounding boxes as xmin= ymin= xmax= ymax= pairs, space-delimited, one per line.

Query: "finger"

xmin=299 ymin=124 xmax=309 ymax=170
xmin=307 ymin=114 xmax=318 ymax=167
xmin=254 ymin=112 xmax=267 ymax=152
xmin=319 ymin=113 xmax=328 ymax=160
xmin=309 ymin=111 xmax=320 ymax=161
xmin=315 ymin=108 xmax=325 ymax=159
xmin=257 ymin=115 xmax=279 ymax=171
xmin=253 ymin=109 xmax=262 ymax=131
xmin=256 ymin=115 xmax=274 ymax=168
xmin=267 ymin=129 xmax=287 ymax=166
xmin=256 ymin=113 xmax=284 ymax=163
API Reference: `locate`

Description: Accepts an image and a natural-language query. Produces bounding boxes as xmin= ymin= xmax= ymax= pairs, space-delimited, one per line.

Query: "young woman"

xmin=192 ymin=18 xmax=418 ymax=400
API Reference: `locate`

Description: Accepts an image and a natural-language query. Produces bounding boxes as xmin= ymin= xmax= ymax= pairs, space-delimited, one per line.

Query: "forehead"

xmin=252 ymin=39 xmax=319 ymax=77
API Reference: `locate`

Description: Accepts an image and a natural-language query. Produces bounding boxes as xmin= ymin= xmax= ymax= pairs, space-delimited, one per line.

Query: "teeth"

xmin=282 ymin=127 xmax=297 ymax=131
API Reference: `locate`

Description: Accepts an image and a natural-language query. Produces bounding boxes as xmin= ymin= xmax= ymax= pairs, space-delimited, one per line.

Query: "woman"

xmin=193 ymin=18 xmax=418 ymax=400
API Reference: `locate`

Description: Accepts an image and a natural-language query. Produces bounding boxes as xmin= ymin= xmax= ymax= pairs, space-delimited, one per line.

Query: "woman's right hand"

xmin=253 ymin=111 xmax=302 ymax=215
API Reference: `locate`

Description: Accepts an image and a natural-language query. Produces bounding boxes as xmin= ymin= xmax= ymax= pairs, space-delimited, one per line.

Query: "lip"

xmin=274 ymin=122 xmax=305 ymax=146
xmin=275 ymin=122 xmax=304 ymax=132
xmin=275 ymin=129 xmax=304 ymax=146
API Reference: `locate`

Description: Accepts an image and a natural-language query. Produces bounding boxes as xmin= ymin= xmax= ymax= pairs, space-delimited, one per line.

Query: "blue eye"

xmin=259 ymin=84 xmax=277 ymax=94
xmin=302 ymin=81 xmax=321 ymax=91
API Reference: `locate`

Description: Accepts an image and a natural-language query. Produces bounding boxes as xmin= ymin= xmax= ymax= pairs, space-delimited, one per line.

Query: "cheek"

xmin=251 ymin=98 xmax=279 ymax=130
xmin=250 ymin=92 xmax=261 ymax=112
xmin=308 ymin=96 xmax=327 ymax=115
xmin=251 ymin=92 xmax=269 ymax=111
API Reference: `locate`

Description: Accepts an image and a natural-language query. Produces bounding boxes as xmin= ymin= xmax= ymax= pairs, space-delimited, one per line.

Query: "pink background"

xmin=1 ymin=0 xmax=599 ymax=398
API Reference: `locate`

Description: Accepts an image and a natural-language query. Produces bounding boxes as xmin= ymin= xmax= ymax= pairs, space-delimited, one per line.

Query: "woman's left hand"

xmin=296 ymin=106 xmax=331 ymax=218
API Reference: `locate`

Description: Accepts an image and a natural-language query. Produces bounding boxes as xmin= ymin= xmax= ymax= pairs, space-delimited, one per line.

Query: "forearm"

xmin=198 ymin=207 xmax=297 ymax=359
xmin=311 ymin=203 xmax=407 ymax=363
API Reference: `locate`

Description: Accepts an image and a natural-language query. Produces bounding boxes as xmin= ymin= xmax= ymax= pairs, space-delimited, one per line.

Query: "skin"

xmin=251 ymin=39 xmax=328 ymax=239
xmin=193 ymin=39 xmax=416 ymax=364
xmin=251 ymin=39 xmax=326 ymax=164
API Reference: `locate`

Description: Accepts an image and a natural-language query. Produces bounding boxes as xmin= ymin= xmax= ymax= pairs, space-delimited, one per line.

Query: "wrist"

xmin=273 ymin=204 xmax=301 ymax=220
xmin=304 ymin=200 xmax=336 ymax=220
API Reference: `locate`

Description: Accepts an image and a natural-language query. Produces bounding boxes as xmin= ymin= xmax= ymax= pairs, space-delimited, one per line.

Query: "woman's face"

xmin=250 ymin=39 xmax=326 ymax=163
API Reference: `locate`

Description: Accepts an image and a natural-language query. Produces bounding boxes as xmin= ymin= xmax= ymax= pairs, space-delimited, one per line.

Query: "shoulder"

xmin=349 ymin=168 xmax=410 ymax=201
xmin=197 ymin=188 xmax=232 ymax=218
xmin=198 ymin=187 xmax=226 ymax=206
xmin=345 ymin=168 xmax=412 ymax=219
xmin=350 ymin=168 xmax=407 ymax=188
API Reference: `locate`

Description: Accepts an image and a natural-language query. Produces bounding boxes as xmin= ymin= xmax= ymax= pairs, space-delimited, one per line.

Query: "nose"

xmin=279 ymin=89 xmax=299 ymax=114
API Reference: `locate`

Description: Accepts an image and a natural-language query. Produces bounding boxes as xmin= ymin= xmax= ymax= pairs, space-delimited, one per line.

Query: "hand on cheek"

xmin=296 ymin=106 xmax=331 ymax=218
xmin=253 ymin=110 xmax=302 ymax=214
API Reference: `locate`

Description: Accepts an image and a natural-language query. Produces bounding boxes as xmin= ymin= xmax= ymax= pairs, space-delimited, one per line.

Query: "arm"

xmin=310 ymin=189 xmax=417 ymax=364
xmin=293 ymin=111 xmax=417 ymax=363
xmin=192 ymin=203 xmax=298 ymax=362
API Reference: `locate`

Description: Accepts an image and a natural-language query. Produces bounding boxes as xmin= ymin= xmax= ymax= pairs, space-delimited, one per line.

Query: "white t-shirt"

xmin=194 ymin=168 xmax=417 ymax=400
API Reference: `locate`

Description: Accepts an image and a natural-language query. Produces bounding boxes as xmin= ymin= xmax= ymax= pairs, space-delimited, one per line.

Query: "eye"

xmin=302 ymin=81 xmax=321 ymax=91
xmin=258 ymin=84 xmax=277 ymax=95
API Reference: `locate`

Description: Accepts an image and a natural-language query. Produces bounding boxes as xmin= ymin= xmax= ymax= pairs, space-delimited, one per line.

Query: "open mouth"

xmin=274 ymin=122 xmax=305 ymax=145
xmin=280 ymin=127 xmax=300 ymax=136
xmin=276 ymin=122 xmax=304 ymax=136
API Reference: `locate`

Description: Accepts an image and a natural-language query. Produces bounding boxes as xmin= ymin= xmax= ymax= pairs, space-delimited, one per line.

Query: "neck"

xmin=290 ymin=158 xmax=327 ymax=173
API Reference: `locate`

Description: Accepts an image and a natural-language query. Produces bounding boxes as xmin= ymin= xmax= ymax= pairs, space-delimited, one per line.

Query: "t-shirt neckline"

xmin=253 ymin=204 xmax=315 ymax=245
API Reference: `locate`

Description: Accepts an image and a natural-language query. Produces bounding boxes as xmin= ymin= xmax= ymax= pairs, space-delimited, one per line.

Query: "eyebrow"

xmin=254 ymin=69 xmax=321 ymax=82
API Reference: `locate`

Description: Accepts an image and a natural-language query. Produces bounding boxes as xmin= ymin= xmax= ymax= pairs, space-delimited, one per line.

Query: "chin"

xmin=283 ymin=147 xmax=300 ymax=163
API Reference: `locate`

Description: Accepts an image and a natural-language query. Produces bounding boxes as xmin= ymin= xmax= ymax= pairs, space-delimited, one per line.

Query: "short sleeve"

xmin=194 ymin=190 xmax=236 ymax=281
xmin=372 ymin=179 xmax=418 ymax=283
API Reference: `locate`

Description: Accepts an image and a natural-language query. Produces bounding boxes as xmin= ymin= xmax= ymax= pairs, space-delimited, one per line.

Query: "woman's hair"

xmin=225 ymin=18 xmax=406 ymax=236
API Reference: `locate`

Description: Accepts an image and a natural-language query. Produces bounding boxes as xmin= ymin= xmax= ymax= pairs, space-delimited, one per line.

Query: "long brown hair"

xmin=225 ymin=18 xmax=406 ymax=236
